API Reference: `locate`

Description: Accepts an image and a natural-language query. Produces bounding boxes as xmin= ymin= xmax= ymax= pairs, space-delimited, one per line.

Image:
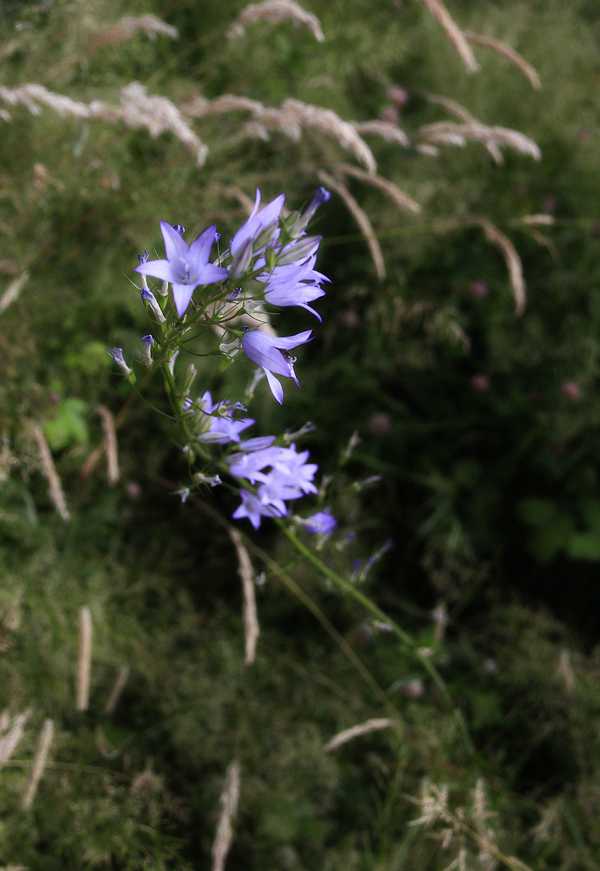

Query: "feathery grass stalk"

xmin=93 ymin=14 xmax=178 ymax=46
xmin=325 ymin=717 xmax=396 ymax=752
xmin=228 ymin=0 xmax=325 ymax=42
xmin=0 ymin=710 xmax=31 ymax=767
xmin=337 ymin=163 xmax=421 ymax=214
xmin=419 ymin=121 xmax=541 ymax=162
xmin=29 ymin=422 xmax=70 ymax=521
xmin=465 ymin=31 xmax=541 ymax=90
xmin=104 ymin=665 xmax=130 ymax=715
xmin=420 ymin=0 xmax=479 ymax=73
xmin=352 ymin=119 xmax=409 ymax=147
xmin=97 ymin=405 xmax=120 ymax=485
xmin=319 ymin=170 xmax=386 ymax=279
xmin=211 ymin=760 xmax=241 ymax=871
xmin=21 ymin=719 xmax=54 ymax=810
xmin=228 ymin=529 xmax=260 ymax=665
xmin=0 ymin=271 xmax=28 ymax=315
xmin=476 ymin=218 xmax=526 ymax=315
xmin=76 ymin=606 xmax=93 ymax=712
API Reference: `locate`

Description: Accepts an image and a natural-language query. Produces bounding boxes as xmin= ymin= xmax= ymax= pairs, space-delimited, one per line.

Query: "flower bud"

xmin=292 ymin=188 xmax=331 ymax=236
xmin=277 ymin=235 xmax=321 ymax=266
xmin=108 ymin=347 xmax=133 ymax=378
xmin=176 ymin=487 xmax=190 ymax=503
xmin=141 ymin=334 xmax=154 ymax=367
xmin=283 ymin=421 xmax=316 ymax=443
xmin=141 ymin=287 xmax=166 ymax=323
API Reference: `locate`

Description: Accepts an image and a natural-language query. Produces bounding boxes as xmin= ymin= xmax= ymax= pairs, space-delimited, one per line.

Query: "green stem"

xmin=280 ymin=524 xmax=475 ymax=757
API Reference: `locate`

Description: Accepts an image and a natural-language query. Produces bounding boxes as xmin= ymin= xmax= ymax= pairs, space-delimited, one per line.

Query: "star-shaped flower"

xmin=135 ymin=221 xmax=228 ymax=317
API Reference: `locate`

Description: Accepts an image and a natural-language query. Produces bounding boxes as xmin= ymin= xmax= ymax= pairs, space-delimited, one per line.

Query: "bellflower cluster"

xmin=112 ymin=186 xmax=337 ymax=531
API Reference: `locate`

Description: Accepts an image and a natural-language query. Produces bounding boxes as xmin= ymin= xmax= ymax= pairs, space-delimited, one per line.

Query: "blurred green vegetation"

xmin=2 ymin=0 xmax=600 ymax=867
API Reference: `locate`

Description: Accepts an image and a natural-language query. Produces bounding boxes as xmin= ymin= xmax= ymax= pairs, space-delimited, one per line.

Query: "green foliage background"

xmin=2 ymin=0 xmax=600 ymax=867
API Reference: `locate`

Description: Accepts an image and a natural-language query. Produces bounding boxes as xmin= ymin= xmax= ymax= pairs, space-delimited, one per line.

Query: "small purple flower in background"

xmin=135 ymin=221 xmax=228 ymax=317
xmin=242 ymin=329 xmax=312 ymax=404
xmin=469 ymin=280 xmax=489 ymax=299
xmin=302 ymin=510 xmax=336 ymax=535
xmin=230 ymin=189 xmax=286 ymax=255
xmin=368 ymin=412 xmax=392 ymax=436
xmin=470 ymin=374 xmax=490 ymax=393
xmin=387 ymin=85 xmax=409 ymax=108
xmin=561 ymin=381 xmax=582 ymax=401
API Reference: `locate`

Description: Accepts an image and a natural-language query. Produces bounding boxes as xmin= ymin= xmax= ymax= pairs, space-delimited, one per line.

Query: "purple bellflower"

xmin=233 ymin=489 xmax=285 ymax=530
xmin=135 ymin=221 xmax=228 ymax=318
xmin=262 ymin=255 xmax=329 ymax=320
xmin=303 ymin=510 xmax=337 ymax=535
xmin=229 ymin=443 xmax=318 ymax=518
xmin=258 ymin=448 xmax=317 ymax=511
xmin=230 ymin=189 xmax=285 ymax=256
xmin=228 ymin=445 xmax=284 ymax=482
xmin=241 ymin=329 xmax=312 ymax=404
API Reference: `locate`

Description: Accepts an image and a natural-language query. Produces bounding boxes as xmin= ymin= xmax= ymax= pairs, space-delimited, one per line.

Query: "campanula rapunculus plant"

xmin=112 ymin=188 xmax=335 ymax=531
